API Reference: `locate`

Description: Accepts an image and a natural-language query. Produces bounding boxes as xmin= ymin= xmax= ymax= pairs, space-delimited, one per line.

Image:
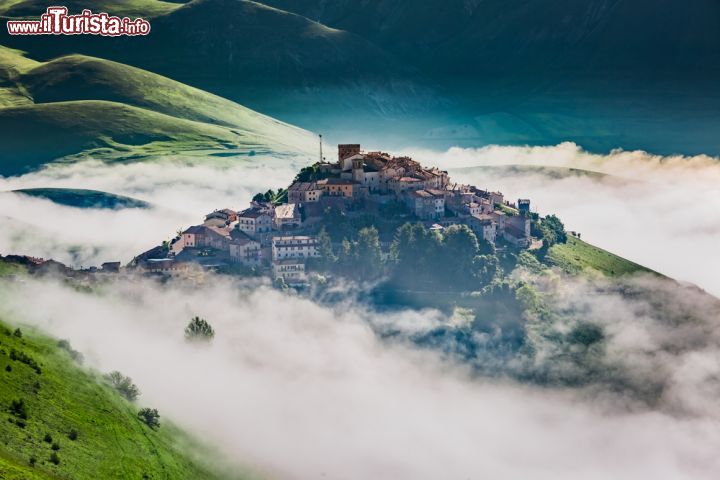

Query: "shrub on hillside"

xmin=68 ymin=429 xmax=78 ymax=441
xmin=9 ymin=398 xmax=27 ymax=420
xmin=184 ymin=317 xmax=214 ymax=342
xmin=105 ymin=371 xmax=140 ymax=402
xmin=9 ymin=349 xmax=41 ymax=374
xmin=57 ymin=339 xmax=85 ymax=365
xmin=49 ymin=452 xmax=60 ymax=465
xmin=13 ymin=328 xmax=22 ymax=338
xmin=137 ymin=408 xmax=160 ymax=429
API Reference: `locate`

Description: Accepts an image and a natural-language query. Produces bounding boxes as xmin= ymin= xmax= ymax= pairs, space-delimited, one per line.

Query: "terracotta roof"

xmin=289 ymin=182 xmax=316 ymax=192
xmin=238 ymin=208 xmax=269 ymax=219
xmin=317 ymin=178 xmax=357 ymax=186
xmin=183 ymin=225 xmax=208 ymax=234
xmin=410 ymin=190 xmax=433 ymax=198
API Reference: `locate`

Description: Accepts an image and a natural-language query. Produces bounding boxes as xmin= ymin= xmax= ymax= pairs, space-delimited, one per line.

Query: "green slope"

xmin=0 ymin=257 xmax=27 ymax=276
xmin=0 ymin=0 xmax=412 ymax=116
xmin=0 ymin=100 xmax=258 ymax=173
xmin=0 ymin=0 xmax=184 ymax=18
xmin=0 ymin=46 xmax=315 ymax=174
xmin=10 ymin=188 xmax=151 ymax=209
xmin=0 ymin=318 xmax=239 ymax=480
xmin=545 ymin=236 xmax=654 ymax=277
xmin=20 ymin=54 xmax=312 ymax=143
xmin=450 ymin=164 xmax=614 ymax=181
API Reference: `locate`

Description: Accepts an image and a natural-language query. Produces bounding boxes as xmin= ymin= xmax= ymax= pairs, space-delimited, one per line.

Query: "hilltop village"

xmin=133 ymin=144 xmax=537 ymax=285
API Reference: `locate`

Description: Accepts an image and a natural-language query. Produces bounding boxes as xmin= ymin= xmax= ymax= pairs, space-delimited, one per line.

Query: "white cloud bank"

xmin=405 ymin=143 xmax=720 ymax=296
xmin=1 ymin=277 xmax=720 ymax=480
xmin=0 ymin=156 xmax=307 ymax=266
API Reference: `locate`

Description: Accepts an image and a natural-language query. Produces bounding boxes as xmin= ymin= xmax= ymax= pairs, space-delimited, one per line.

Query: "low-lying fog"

xmin=1 ymin=276 xmax=719 ymax=480
xmin=1 ymin=143 xmax=719 ymax=478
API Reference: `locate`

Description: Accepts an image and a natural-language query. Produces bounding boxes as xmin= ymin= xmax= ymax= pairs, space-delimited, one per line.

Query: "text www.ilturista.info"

xmin=7 ymin=6 xmax=150 ymax=36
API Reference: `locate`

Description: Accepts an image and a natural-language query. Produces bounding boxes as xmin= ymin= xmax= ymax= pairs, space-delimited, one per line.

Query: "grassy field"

xmin=0 ymin=0 xmax=184 ymax=18
xmin=11 ymin=188 xmax=151 ymax=209
xmin=0 ymin=316 xmax=245 ymax=480
xmin=0 ymin=47 xmax=314 ymax=174
xmin=545 ymin=236 xmax=654 ymax=277
xmin=0 ymin=257 xmax=27 ymax=276
xmin=450 ymin=165 xmax=616 ymax=182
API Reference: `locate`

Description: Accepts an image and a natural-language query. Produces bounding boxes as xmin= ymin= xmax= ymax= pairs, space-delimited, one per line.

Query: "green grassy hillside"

xmin=0 ymin=0 xmax=184 ymax=18
xmin=0 ymin=47 xmax=314 ymax=174
xmin=20 ymin=54 xmax=311 ymax=142
xmin=545 ymin=236 xmax=654 ymax=277
xmin=10 ymin=188 xmax=151 ymax=209
xmin=0 ymin=317 xmax=240 ymax=480
xmin=0 ymin=100 xmax=260 ymax=173
xmin=450 ymin=164 xmax=614 ymax=181
xmin=0 ymin=257 xmax=27 ymax=276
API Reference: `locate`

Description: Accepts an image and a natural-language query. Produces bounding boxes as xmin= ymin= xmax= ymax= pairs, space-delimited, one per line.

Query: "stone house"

xmin=288 ymin=182 xmax=322 ymax=203
xmin=274 ymin=203 xmax=302 ymax=229
xmin=468 ymin=214 xmax=498 ymax=244
xmin=229 ymin=231 xmax=262 ymax=265
xmin=316 ymin=178 xmax=357 ymax=198
xmin=237 ymin=208 xmax=273 ymax=236
xmin=405 ymin=189 xmax=445 ymax=220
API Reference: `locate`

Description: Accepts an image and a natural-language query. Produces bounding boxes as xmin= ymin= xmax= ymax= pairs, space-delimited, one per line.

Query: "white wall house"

xmin=271 ymin=236 xmax=319 ymax=260
xmin=273 ymin=259 xmax=307 ymax=285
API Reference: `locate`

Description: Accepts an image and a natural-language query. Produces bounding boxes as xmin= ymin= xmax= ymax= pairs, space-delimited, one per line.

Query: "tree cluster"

xmin=312 ymin=222 xmax=499 ymax=291
xmin=106 ymin=371 xmax=140 ymax=402
xmin=138 ymin=408 xmax=160 ymax=429
xmin=184 ymin=316 xmax=215 ymax=342
xmin=252 ymin=188 xmax=287 ymax=205
xmin=390 ymin=223 xmax=498 ymax=290
xmin=313 ymin=226 xmax=383 ymax=281
xmin=538 ymin=214 xmax=568 ymax=248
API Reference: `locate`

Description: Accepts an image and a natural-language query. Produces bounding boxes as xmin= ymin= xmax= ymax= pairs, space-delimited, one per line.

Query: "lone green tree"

xmin=184 ymin=316 xmax=215 ymax=342
xmin=105 ymin=371 xmax=140 ymax=401
xmin=137 ymin=408 xmax=160 ymax=429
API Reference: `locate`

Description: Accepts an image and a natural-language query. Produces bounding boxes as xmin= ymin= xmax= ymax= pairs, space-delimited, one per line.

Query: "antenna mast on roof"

xmin=319 ymin=133 xmax=323 ymax=163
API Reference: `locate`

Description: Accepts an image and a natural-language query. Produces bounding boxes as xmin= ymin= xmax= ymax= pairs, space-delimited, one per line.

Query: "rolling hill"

xmin=261 ymin=0 xmax=720 ymax=82
xmin=0 ymin=46 xmax=316 ymax=174
xmin=0 ymin=315 xmax=244 ymax=480
xmin=0 ymin=0 xmax=186 ymax=19
xmin=10 ymin=188 xmax=151 ymax=209
xmin=2 ymin=0 xmax=718 ymax=155
xmin=0 ymin=0 xmax=407 ymax=87
xmin=545 ymin=236 xmax=654 ymax=278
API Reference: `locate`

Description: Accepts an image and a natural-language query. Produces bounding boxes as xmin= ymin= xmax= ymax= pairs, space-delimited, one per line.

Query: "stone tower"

xmin=352 ymin=157 xmax=364 ymax=183
xmin=338 ymin=144 xmax=361 ymax=165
